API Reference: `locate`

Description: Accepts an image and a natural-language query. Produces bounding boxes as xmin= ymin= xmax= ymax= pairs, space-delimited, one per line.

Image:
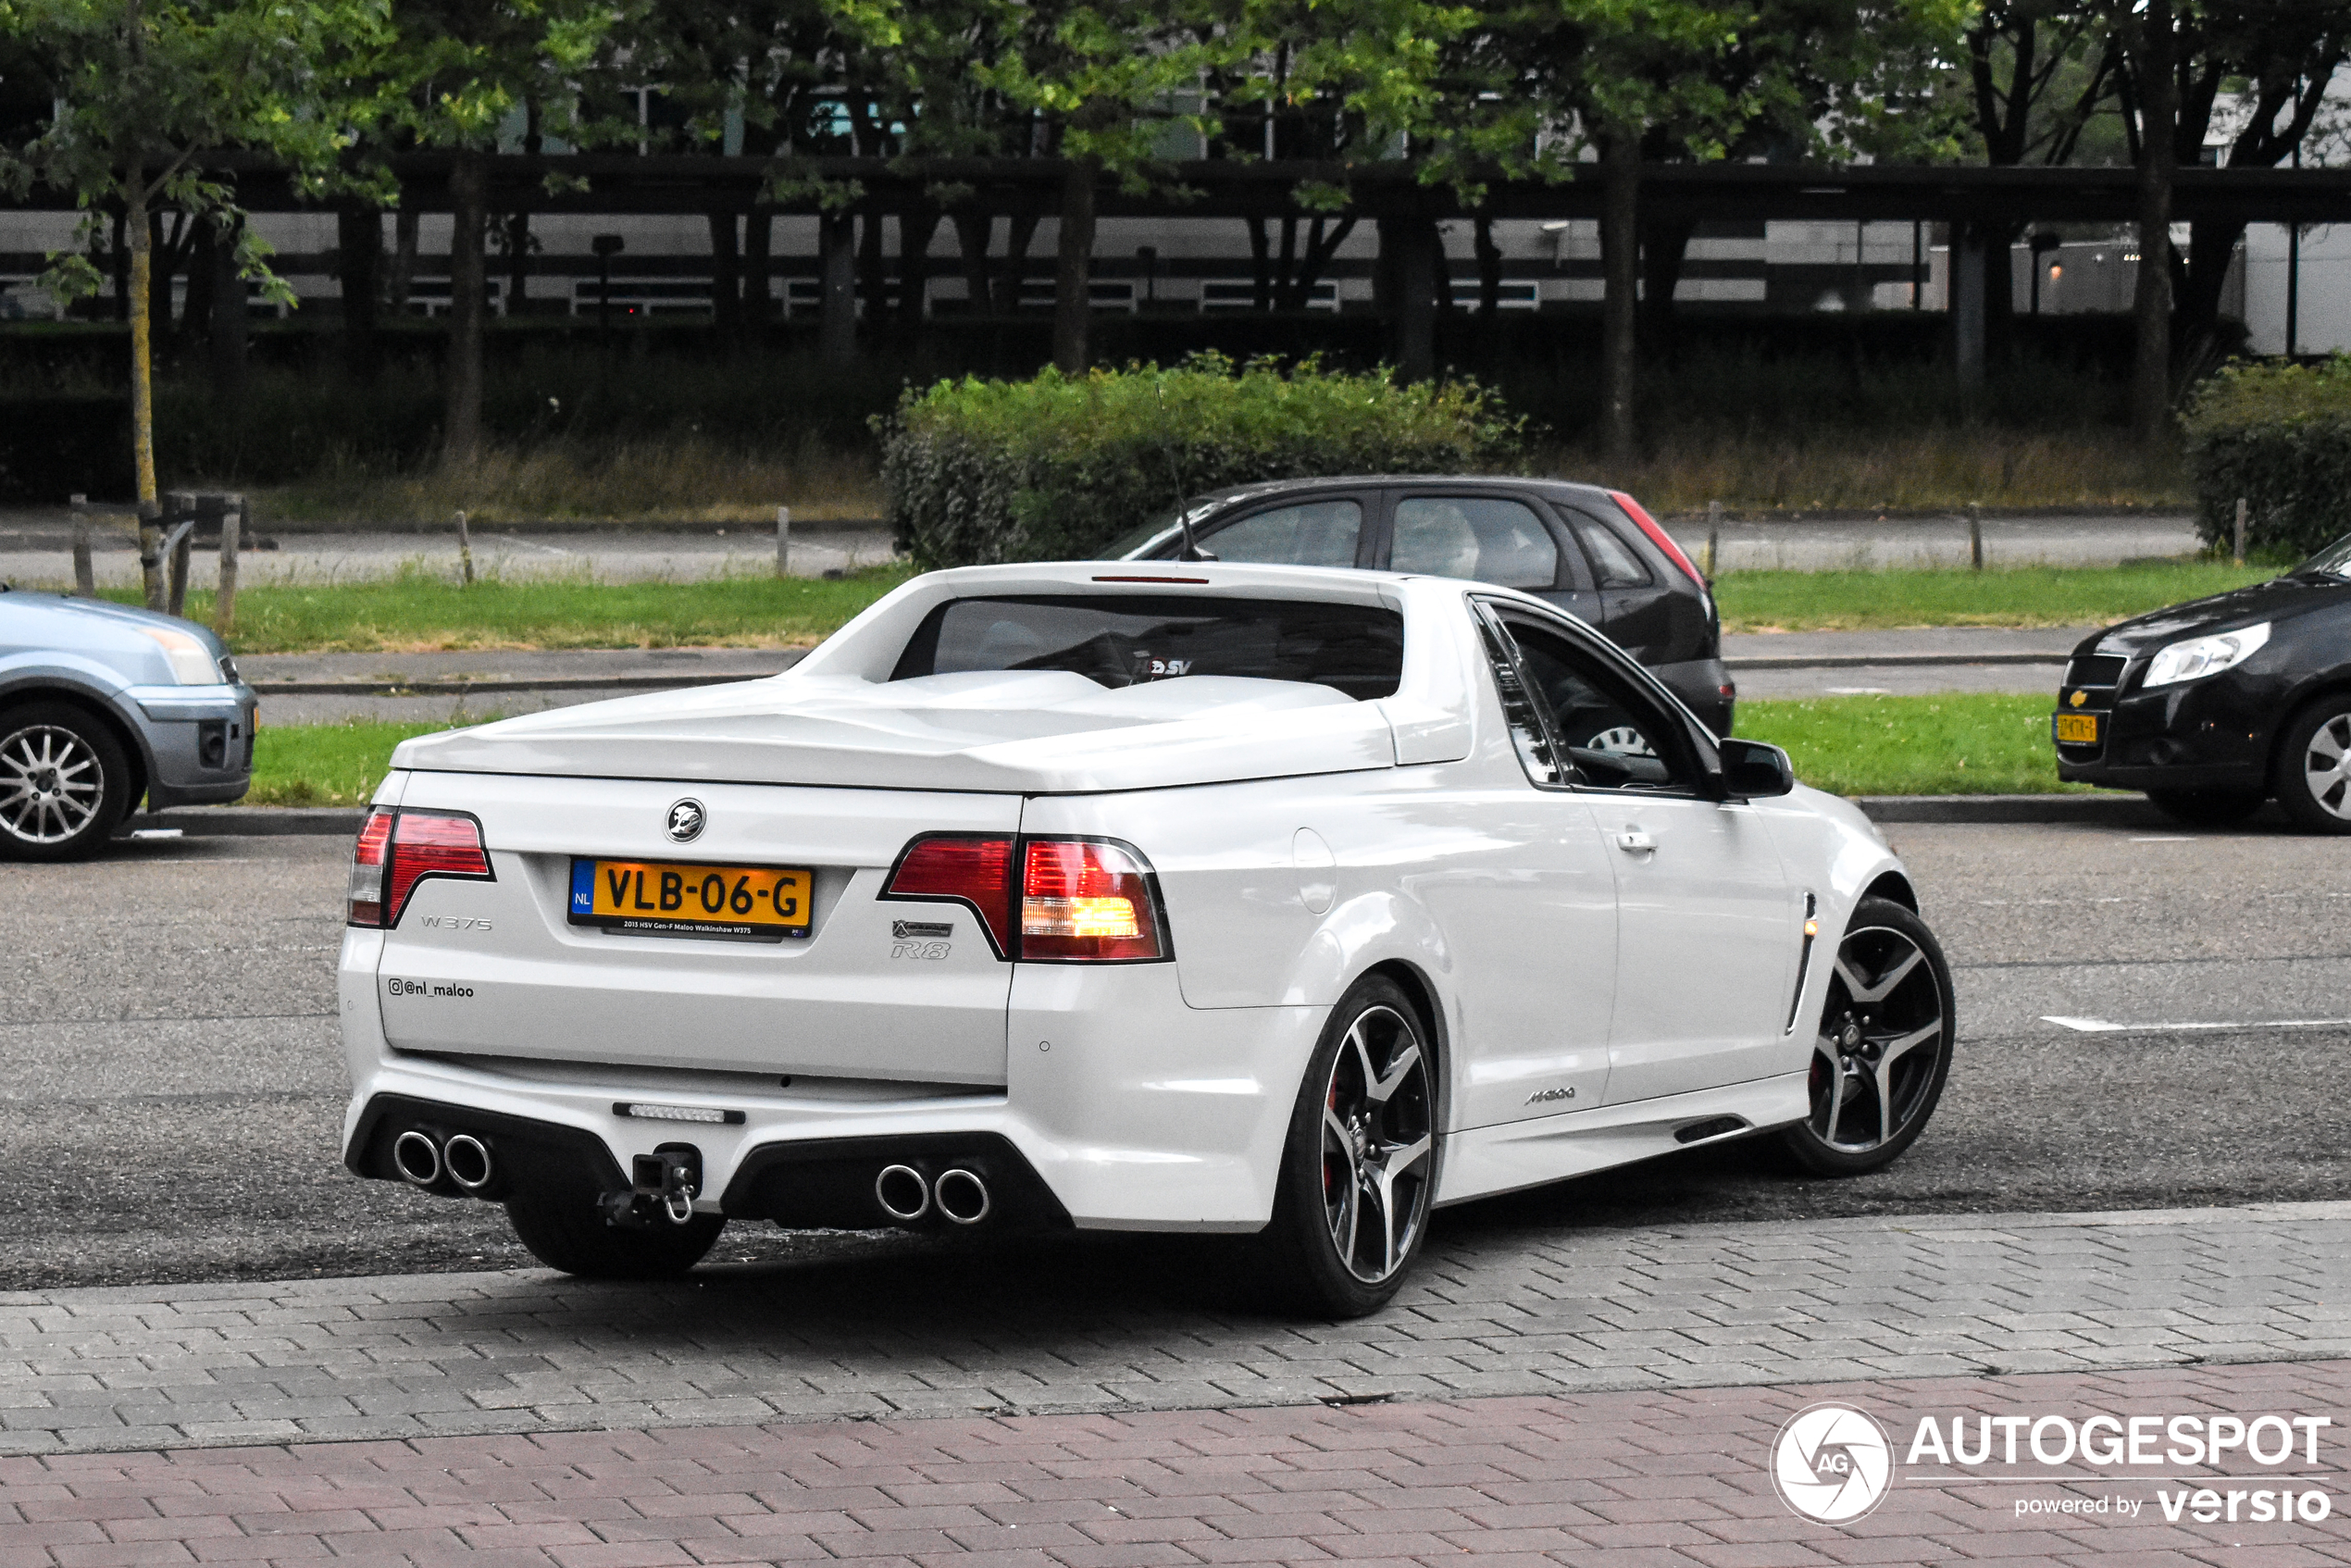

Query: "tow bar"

xmin=601 ymin=1147 xmax=702 ymax=1229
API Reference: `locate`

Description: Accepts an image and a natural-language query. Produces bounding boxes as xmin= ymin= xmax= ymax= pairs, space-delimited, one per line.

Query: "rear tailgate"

xmin=372 ymin=770 xmax=1020 ymax=1084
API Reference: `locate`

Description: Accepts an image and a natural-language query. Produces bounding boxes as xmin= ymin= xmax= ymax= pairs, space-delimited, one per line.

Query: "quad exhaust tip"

xmin=875 ymin=1164 xmax=930 ymax=1222
xmin=442 ymin=1134 xmax=494 ymax=1193
xmin=934 ymin=1167 xmax=990 ymax=1226
xmin=392 ymin=1129 xmax=442 ymax=1188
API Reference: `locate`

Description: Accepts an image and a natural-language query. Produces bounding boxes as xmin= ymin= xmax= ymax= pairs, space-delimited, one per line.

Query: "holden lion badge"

xmin=665 ymin=799 xmax=706 ymax=843
xmin=1770 ymin=1402 xmax=1893 ymax=1524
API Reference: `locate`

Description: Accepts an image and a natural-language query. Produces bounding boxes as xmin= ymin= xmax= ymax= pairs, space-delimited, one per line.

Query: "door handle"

xmin=1613 ymin=830 xmax=1655 ymax=853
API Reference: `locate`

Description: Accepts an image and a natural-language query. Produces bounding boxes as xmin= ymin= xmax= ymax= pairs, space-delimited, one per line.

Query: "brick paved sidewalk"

xmin=6 ymin=1202 xmax=2351 ymax=1458
xmin=6 ymin=1361 xmax=2348 ymax=1567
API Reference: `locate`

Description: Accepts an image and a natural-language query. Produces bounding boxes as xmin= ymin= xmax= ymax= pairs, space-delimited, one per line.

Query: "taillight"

xmin=879 ymin=834 xmax=1168 ymax=962
xmin=348 ymin=809 xmax=494 ymax=928
xmin=1609 ymin=489 xmax=1709 ymax=590
xmin=347 ymin=807 xmax=393 ymax=927
xmin=882 ymin=834 xmax=1014 ymax=954
xmin=1019 ymin=839 xmax=1163 ymax=962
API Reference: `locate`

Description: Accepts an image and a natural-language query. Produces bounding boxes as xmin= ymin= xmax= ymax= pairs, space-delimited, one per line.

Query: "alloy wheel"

xmin=2302 ymin=714 xmax=2351 ymax=820
xmin=1319 ymin=1003 xmax=1435 ymax=1284
xmin=1808 ymin=925 xmax=1947 ymax=1154
xmin=0 ymin=725 xmax=106 ymax=846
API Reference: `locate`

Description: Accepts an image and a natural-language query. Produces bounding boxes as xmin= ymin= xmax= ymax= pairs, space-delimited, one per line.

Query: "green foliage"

xmin=877 ymin=352 xmax=1528 ymax=568
xmin=2183 ymin=356 xmax=2351 ymax=559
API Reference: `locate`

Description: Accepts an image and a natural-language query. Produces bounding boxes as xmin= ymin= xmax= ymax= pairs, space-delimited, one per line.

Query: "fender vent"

xmin=1673 ymin=1116 xmax=1749 ymax=1145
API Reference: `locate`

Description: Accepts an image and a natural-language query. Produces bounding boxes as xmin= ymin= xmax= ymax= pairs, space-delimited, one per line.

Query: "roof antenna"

xmin=1154 ymin=379 xmax=1203 ymax=562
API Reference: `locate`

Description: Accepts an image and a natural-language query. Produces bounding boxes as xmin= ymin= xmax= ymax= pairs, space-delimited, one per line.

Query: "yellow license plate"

xmin=2052 ymin=712 xmax=2101 ymax=744
xmin=569 ymin=858 xmax=812 ymax=940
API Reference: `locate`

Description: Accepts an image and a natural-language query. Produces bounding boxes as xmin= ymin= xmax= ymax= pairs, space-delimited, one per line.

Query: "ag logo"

xmin=665 ymin=799 xmax=706 ymax=843
xmin=1770 ymin=1402 xmax=1894 ymax=1524
xmin=2070 ymin=690 xmax=2089 ymax=708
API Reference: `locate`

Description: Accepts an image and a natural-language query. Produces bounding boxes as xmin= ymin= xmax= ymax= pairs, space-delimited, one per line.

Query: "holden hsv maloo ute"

xmin=339 ymin=562 xmax=1955 ymax=1314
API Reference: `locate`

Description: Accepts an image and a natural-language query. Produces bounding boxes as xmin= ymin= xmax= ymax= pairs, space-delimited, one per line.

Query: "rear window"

xmin=890 ymin=594 xmax=1404 ymax=700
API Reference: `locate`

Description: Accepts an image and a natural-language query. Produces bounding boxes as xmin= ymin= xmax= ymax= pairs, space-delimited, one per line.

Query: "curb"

xmin=1724 ymin=650 xmax=2071 ymax=671
xmin=1855 ymin=792 xmax=2164 ymax=825
xmin=125 ymin=793 xmax=2163 ymax=838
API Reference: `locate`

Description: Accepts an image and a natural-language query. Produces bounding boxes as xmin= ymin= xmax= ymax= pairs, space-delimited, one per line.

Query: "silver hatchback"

xmin=0 ymin=588 xmax=256 ymax=858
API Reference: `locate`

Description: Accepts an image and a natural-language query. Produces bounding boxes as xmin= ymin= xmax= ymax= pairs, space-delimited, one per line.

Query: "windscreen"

xmin=890 ymin=593 xmax=1404 ymax=700
xmin=2296 ymin=534 xmax=2351 ymax=579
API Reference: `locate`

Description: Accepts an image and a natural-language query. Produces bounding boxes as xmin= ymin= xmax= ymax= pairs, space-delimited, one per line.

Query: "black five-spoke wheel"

xmin=1783 ymin=897 xmax=1956 ymax=1176
xmin=1260 ymin=975 xmax=1438 ymax=1316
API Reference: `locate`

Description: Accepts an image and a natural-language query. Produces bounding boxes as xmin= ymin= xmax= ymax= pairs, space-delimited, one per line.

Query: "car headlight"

xmin=136 ymin=625 xmax=223 ymax=685
xmin=2143 ymin=622 xmax=2270 ymax=689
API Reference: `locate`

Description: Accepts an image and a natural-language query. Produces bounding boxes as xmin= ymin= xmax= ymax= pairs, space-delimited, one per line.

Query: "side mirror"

xmin=1716 ymin=737 xmax=1796 ymax=800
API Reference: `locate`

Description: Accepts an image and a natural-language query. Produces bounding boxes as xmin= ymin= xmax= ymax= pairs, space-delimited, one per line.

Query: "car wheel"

xmin=1781 ymin=897 xmax=1955 ymax=1176
xmin=1255 ymin=975 xmax=1439 ymax=1317
xmin=0 ymin=703 xmax=132 ymax=862
xmin=504 ymin=1187 xmax=724 ymax=1280
xmin=2146 ymin=789 xmax=2267 ymax=828
xmin=2274 ymin=694 xmax=2351 ymax=835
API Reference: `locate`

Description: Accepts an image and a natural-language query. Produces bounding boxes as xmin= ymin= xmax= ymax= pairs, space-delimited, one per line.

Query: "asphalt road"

xmin=4 ymin=819 xmax=2345 ymax=1291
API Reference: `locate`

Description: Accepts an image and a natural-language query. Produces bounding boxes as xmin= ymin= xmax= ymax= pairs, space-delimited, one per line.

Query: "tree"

xmin=374 ymin=0 xmax=620 ymax=467
xmin=0 ymin=0 xmax=386 ymax=607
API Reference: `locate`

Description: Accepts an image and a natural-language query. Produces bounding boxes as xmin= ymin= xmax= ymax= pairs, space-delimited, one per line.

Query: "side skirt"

xmin=1434 ymin=1073 xmax=1810 ymax=1208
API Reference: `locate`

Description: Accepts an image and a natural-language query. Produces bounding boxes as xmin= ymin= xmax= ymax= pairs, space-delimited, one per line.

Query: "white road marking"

xmin=1824 ymin=686 xmax=1891 ymax=694
xmin=2043 ymin=1014 xmax=2351 ymax=1033
xmin=2129 ymin=836 xmax=2193 ymax=842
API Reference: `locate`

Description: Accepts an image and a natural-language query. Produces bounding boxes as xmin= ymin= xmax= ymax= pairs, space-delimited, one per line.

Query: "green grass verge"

xmin=106 ymin=566 xmax=914 ymax=654
xmin=248 ymin=720 xmax=466 ymax=805
xmin=1716 ymin=560 xmax=2275 ymax=632
xmin=1737 ymin=693 xmax=2084 ymax=797
xmin=250 ymin=692 xmax=2086 ymax=807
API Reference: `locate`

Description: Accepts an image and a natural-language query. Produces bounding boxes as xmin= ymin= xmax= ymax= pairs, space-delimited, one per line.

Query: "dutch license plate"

xmin=2052 ymin=712 xmax=2101 ymax=745
xmin=569 ymin=858 xmax=812 ymax=941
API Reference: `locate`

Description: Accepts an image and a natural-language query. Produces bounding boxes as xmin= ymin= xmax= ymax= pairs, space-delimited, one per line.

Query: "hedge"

xmin=2183 ymin=356 xmax=2351 ymax=560
xmin=876 ymin=352 xmax=1528 ymax=568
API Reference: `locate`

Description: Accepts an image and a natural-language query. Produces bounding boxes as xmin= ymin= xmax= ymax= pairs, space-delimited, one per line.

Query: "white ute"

xmin=339 ymin=562 xmax=1955 ymax=1313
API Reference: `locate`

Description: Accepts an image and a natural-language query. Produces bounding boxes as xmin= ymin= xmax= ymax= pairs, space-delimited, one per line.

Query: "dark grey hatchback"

xmin=1107 ymin=476 xmax=1734 ymax=734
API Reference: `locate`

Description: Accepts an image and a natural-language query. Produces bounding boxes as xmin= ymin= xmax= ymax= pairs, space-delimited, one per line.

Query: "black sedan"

xmin=2055 ymin=533 xmax=2351 ymax=831
xmin=1106 ymin=476 xmax=1735 ymax=735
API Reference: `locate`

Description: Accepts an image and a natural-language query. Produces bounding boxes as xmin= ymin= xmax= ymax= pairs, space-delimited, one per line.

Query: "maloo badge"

xmin=1524 ymin=1085 xmax=1576 ymax=1105
xmin=665 ymin=799 xmax=706 ymax=842
xmin=2070 ymin=690 xmax=2088 ymax=708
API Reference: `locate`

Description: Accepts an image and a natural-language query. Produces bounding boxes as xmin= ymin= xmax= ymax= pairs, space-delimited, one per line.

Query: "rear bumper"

xmin=338 ymin=956 xmax=1326 ymax=1233
xmin=1650 ymin=656 xmax=1735 ymax=736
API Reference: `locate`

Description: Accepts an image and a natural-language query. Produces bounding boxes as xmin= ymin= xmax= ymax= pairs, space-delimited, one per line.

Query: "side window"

xmin=1474 ymin=614 xmax=1567 ymax=787
xmin=1567 ymin=513 xmax=1652 ymax=588
xmin=1391 ymin=497 xmax=1560 ymax=589
xmin=1502 ymin=616 xmax=1688 ymax=792
xmin=1200 ymin=499 xmax=1362 ymax=567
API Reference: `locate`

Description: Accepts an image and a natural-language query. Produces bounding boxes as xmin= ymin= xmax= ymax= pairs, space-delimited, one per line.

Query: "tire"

xmin=505 ymin=1186 xmax=723 ymax=1280
xmin=2147 ymin=789 xmax=2267 ymax=828
xmin=1253 ymin=975 xmax=1440 ymax=1318
xmin=2274 ymin=693 xmax=2351 ymax=835
xmin=0 ymin=703 xmax=132 ymax=862
xmin=1781 ymin=897 xmax=1956 ymax=1177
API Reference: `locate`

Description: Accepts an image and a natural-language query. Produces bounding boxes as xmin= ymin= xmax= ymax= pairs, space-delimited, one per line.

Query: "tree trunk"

xmin=442 ymin=148 xmax=488 ymax=467
xmin=182 ymin=219 xmax=215 ymax=357
xmin=1052 ymin=153 xmax=1100 ymax=374
xmin=389 ymin=203 xmax=418 ymax=314
xmin=124 ymin=170 xmax=163 ymax=609
xmin=2177 ymin=218 xmax=2245 ymax=339
xmin=2131 ymin=0 xmax=2178 ymax=446
xmin=1380 ymin=216 xmax=1435 ymax=383
xmin=1248 ymin=216 xmax=1271 ymax=309
xmin=1600 ymin=134 xmax=1641 ymax=461
xmin=146 ymin=214 xmax=175 ymax=355
xmin=857 ymin=212 xmax=888 ymax=327
xmin=111 ymin=209 xmax=130 ymax=324
xmin=337 ymin=205 xmax=381 ymax=382
xmin=740 ymin=205 xmax=771 ymax=349
xmin=210 ymin=214 xmax=247 ymax=414
xmin=819 ymin=211 xmax=856 ymax=364
xmin=504 ymin=211 xmax=530 ymax=315
xmin=706 ymin=210 xmax=740 ymax=338
xmin=1637 ymin=214 xmax=1697 ymax=354
xmin=996 ymin=214 xmax=1039 ymax=315
xmin=952 ymin=210 xmax=992 ymax=315
xmin=899 ymin=205 xmax=940 ymax=330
